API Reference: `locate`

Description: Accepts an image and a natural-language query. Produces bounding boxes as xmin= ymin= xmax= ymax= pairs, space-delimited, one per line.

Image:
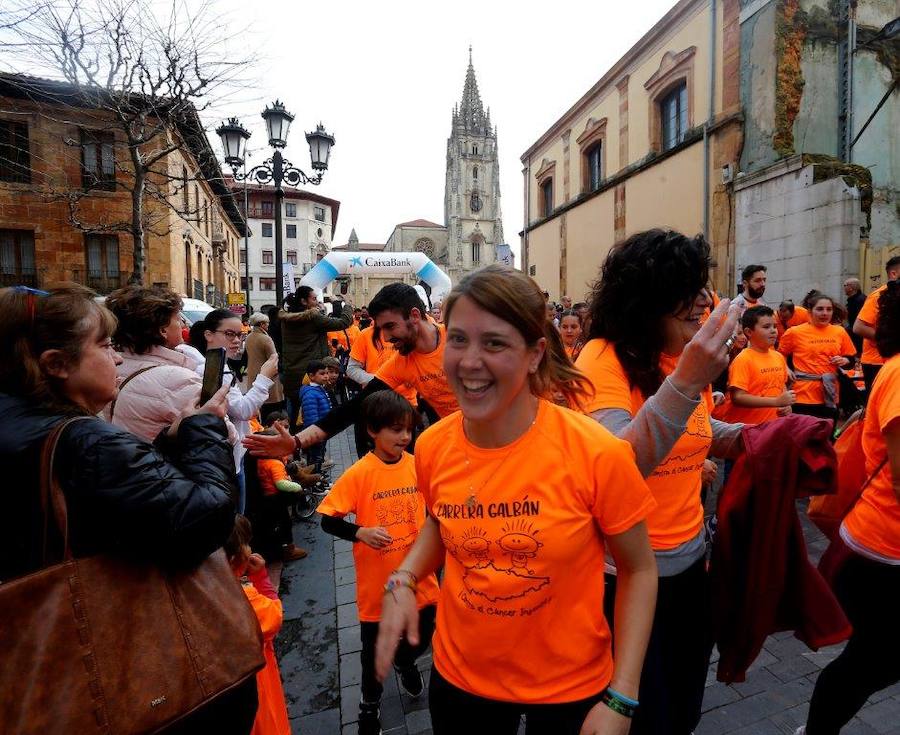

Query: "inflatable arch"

xmin=299 ymin=251 xmax=453 ymax=307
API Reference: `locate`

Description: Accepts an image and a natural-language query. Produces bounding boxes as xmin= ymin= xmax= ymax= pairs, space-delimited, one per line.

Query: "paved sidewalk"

xmin=277 ymin=429 xmax=900 ymax=734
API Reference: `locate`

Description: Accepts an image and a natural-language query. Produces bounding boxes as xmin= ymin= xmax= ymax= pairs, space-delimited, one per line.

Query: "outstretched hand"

xmin=242 ymin=421 xmax=295 ymax=458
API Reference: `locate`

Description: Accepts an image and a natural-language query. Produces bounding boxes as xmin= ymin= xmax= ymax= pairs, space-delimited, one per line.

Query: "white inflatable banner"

xmin=300 ymin=251 xmax=452 ymax=306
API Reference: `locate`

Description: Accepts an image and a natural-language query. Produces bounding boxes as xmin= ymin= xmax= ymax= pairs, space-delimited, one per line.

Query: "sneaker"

xmin=282 ymin=544 xmax=308 ymax=562
xmin=396 ymin=665 xmax=424 ymax=698
xmin=357 ymin=700 xmax=381 ymax=735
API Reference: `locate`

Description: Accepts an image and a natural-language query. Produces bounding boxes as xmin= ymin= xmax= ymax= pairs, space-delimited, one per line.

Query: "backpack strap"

xmin=107 ymin=365 xmax=159 ymax=421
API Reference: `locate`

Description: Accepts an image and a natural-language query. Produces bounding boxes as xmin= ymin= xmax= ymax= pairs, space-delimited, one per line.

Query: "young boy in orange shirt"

xmin=720 ymin=305 xmax=795 ymax=425
xmin=317 ymin=392 xmax=439 ymax=735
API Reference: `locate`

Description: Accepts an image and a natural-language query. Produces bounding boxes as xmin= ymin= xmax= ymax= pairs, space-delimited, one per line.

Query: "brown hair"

xmin=105 ymin=284 xmax=183 ymax=354
xmin=224 ymin=515 xmax=253 ymax=569
xmin=0 ymin=284 xmax=117 ymax=410
xmin=443 ymin=264 xmax=592 ymax=407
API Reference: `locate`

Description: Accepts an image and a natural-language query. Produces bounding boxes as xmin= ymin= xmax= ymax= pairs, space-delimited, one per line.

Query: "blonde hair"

xmin=443 ymin=264 xmax=592 ymax=407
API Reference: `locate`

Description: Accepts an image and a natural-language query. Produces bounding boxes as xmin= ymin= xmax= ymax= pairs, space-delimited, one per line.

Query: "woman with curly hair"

xmin=799 ymin=281 xmax=900 ymax=735
xmin=575 ymin=229 xmax=744 ymax=735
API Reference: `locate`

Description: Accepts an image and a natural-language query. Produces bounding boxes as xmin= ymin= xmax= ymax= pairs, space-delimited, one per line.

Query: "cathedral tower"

xmin=444 ymin=47 xmax=503 ymax=283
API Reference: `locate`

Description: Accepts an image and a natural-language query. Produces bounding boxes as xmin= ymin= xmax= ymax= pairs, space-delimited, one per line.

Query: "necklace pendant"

xmin=466 ymin=492 xmax=477 ymax=512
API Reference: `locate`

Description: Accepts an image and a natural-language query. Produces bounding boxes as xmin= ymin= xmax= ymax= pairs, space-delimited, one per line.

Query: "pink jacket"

xmin=104 ymin=346 xmax=237 ymax=448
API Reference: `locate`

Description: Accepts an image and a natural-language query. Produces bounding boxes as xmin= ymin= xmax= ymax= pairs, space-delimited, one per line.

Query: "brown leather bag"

xmin=0 ymin=417 xmax=265 ymax=734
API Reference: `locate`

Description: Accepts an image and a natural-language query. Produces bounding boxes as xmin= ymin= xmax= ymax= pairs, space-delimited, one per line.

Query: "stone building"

xmin=229 ymin=179 xmax=339 ymax=312
xmin=520 ymin=0 xmax=742 ymax=300
xmin=735 ymin=0 xmax=899 ymax=302
xmin=0 ymin=72 xmax=245 ymax=301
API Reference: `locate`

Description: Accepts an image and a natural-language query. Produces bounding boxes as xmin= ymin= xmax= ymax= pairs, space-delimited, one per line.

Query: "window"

xmin=529 ymin=265 xmax=536 ymax=277
xmin=194 ymin=186 xmax=200 ymax=223
xmin=294 ymin=277 xmax=302 ymax=289
xmin=541 ymin=179 xmax=553 ymax=218
xmin=84 ymin=234 xmax=120 ymax=291
xmin=0 ymin=121 xmax=30 ymax=183
xmin=181 ymin=166 xmax=189 ymax=212
xmin=261 ymin=201 xmax=274 ymax=217
xmin=286 ymin=250 xmax=297 ymax=265
xmin=241 ymin=276 xmax=253 ymax=290
xmin=660 ymin=82 xmax=688 ymax=152
xmin=204 ymin=203 xmax=209 ymax=238
xmin=262 ymin=250 xmax=273 ymax=265
xmin=285 ymin=202 xmax=297 ymax=218
xmin=239 ymin=249 xmax=246 ymax=264
xmin=473 ymin=166 xmax=478 ymax=180
xmin=586 ymin=142 xmax=603 ymax=191
xmin=259 ymin=277 xmax=276 ymax=291
xmin=80 ymin=129 xmax=115 ymax=191
xmin=286 ymin=224 xmax=297 ymax=239
xmin=472 ymin=144 xmax=479 ymax=155
xmin=0 ymin=228 xmax=36 ymax=286
xmin=314 ymin=206 xmax=325 ymax=222
xmin=317 ymin=227 xmax=323 ymax=238
xmin=471 ymin=240 xmax=481 ymax=265
xmin=261 ymin=223 xmax=273 ymax=238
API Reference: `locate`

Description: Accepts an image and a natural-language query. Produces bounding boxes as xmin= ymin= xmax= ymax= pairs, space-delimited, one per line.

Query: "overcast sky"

xmin=209 ymin=0 xmax=677 ymax=256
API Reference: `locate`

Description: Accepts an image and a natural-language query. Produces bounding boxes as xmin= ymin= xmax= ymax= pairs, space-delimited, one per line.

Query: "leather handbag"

xmin=0 ymin=417 xmax=265 ymax=734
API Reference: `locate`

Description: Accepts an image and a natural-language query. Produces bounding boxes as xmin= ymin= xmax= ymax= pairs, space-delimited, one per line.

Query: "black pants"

xmin=604 ymin=556 xmax=712 ymax=735
xmin=793 ymin=402 xmax=838 ymax=429
xmin=807 ymin=552 xmax=900 ymax=735
xmin=429 ymin=667 xmax=604 ymax=735
xmin=360 ymin=604 xmax=437 ymax=704
xmin=862 ymin=362 xmax=882 ymax=397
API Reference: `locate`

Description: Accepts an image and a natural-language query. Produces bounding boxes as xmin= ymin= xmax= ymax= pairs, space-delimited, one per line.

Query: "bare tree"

xmin=0 ymin=0 xmax=253 ymax=283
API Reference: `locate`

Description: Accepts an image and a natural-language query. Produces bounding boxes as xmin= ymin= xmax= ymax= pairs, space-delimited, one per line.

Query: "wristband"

xmin=601 ymin=688 xmax=638 ymax=719
xmin=384 ymin=576 xmax=417 ymax=595
xmin=293 ymin=433 xmax=303 ymax=452
xmin=606 ymin=688 xmax=639 ymax=707
xmin=393 ymin=568 xmax=418 ymax=584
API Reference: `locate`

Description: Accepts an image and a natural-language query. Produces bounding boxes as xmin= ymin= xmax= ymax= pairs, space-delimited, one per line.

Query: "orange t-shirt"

xmin=779 ymin=322 xmax=856 ymax=404
xmin=317 ymin=452 xmax=439 ymax=622
xmin=375 ymin=323 xmax=459 ymax=418
xmin=417 ymin=400 xmax=654 ymax=704
xmin=719 ymin=347 xmax=789 ymax=425
xmin=242 ymin=584 xmax=290 ymax=735
xmin=843 ymin=355 xmax=900 ymax=559
xmin=258 ymin=458 xmax=289 ymax=497
xmin=776 ymin=306 xmax=809 ymax=341
xmin=350 ymin=325 xmax=416 ymax=405
xmin=575 ymin=338 xmax=713 ymax=550
xmin=328 ymin=324 xmax=361 ymax=353
xmin=858 ymin=285 xmax=886 ymax=366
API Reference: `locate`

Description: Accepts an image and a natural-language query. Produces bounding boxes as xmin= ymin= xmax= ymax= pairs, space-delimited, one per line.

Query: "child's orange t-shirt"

xmin=375 ymin=323 xmax=458 ymax=418
xmin=858 ymin=285 xmax=886 ymax=366
xmin=317 ymin=452 xmax=439 ymax=622
xmin=258 ymin=458 xmax=289 ymax=496
xmin=776 ymin=305 xmax=809 ymax=341
xmin=416 ymin=400 xmax=655 ymax=704
xmin=327 ymin=324 xmax=361 ymax=353
xmin=350 ymin=325 xmax=416 ymax=405
xmin=575 ymin=338 xmax=713 ymax=550
xmin=718 ymin=347 xmax=789 ymax=425
xmin=242 ymin=584 xmax=290 ymax=735
xmin=779 ymin=322 xmax=856 ymax=404
xmin=842 ymin=355 xmax=900 ymax=559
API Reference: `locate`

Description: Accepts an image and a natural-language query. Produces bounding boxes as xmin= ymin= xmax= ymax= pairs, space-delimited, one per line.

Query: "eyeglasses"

xmin=214 ymin=329 xmax=242 ymax=340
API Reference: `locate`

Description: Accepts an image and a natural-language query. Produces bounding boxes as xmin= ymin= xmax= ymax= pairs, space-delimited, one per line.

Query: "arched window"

xmin=181 ymin=166 xmax=189 ymax=213
xmin=473 ymin=166 xmax=478 ymax=180
xmin=472 ymin=144 xmax=478 ymax=155
xmin=471 ymin=238 xmax=482 ymax=265
xmin=184 ymin=241 xmax=192 ymax=294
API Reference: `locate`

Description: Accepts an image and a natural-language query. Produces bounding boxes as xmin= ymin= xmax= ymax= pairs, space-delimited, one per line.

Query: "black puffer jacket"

xmin=0 ymin=393 xmax=238 ymax=581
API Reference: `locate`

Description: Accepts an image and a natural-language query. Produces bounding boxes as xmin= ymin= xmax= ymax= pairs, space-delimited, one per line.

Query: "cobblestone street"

xmin=276 ymin=429 xmax=900 ymax=735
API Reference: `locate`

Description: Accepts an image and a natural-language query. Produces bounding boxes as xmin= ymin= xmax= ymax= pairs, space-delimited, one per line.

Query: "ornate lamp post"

xmin=217 ymin=102 xmax=335 ymax=307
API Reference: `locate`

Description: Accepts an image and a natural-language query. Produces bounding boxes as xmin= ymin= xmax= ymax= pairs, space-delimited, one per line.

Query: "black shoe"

xmin=396 ymin=665 xmax=424 ymax=698
xmin=358 ymin=700 xmax=381 ymax=735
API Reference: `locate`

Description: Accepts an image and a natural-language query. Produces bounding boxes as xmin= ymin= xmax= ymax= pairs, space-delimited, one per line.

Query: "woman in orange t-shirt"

xmin=376 ymin=265 xmax=658 ymax=735
xmin=804 ymin=282 xmax=900 ymax=734
xmin=779 ymin=295 xmax=856 ymax=427
xmin=558 ymin=309 xmax=584 ymax=360
xmin=575 ymin=229 xmax=745 ymax=735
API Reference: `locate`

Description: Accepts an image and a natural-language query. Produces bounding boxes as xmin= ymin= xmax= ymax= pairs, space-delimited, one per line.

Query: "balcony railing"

xmin=193 ymin=279 xmax=204 ymax=301
xmin=0 ymin=267 xmax=41 ymax=288
xmin=71 ymin=269 xmax=129 ymax=294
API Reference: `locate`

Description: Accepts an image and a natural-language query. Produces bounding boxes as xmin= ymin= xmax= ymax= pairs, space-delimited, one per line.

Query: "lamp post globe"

xmin=261 ymin=100 xmax=294 ymax=149
xmin=306 ymin=123 xmax=335 ymax=171
xmin=215 ymin=117 xmax=251 ymax=170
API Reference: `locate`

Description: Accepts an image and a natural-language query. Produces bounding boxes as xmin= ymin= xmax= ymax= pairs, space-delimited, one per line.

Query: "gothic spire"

xmin=458 ymin=46 xmax=486 ymax=134
xmin=348 ymin=227 xmax=359 ymax=246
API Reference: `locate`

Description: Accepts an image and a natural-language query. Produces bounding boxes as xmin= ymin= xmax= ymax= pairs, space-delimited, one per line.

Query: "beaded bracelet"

xmin=393 ymin=568 xmax=418 ymax=583
xmin=601 ymin=688 xmax=638 ymax=718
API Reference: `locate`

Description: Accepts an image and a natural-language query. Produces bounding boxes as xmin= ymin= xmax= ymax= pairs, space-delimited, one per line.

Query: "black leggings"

xmin=360 ymin=605 xmax=436 ymax=704
xmin=428 ymin=667 xmax=604 ymax=735
xmin=604 ymin=556 xmax=712 ymax=735
xmin=806 ymin=551 xmax=900 ymax=735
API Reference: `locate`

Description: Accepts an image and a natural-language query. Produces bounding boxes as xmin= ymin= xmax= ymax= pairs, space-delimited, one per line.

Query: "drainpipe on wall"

xmin=703 ymin=0 xmax=717 ymax=242
xmin=847 ymin=6 xmax=856 ymax=162
xmin=524 ymin=160 xmax=530 ymax=273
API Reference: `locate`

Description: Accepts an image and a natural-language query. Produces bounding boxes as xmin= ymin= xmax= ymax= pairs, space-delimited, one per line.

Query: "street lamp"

xmin=216 ymin=102 xmax=335 ymax=307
